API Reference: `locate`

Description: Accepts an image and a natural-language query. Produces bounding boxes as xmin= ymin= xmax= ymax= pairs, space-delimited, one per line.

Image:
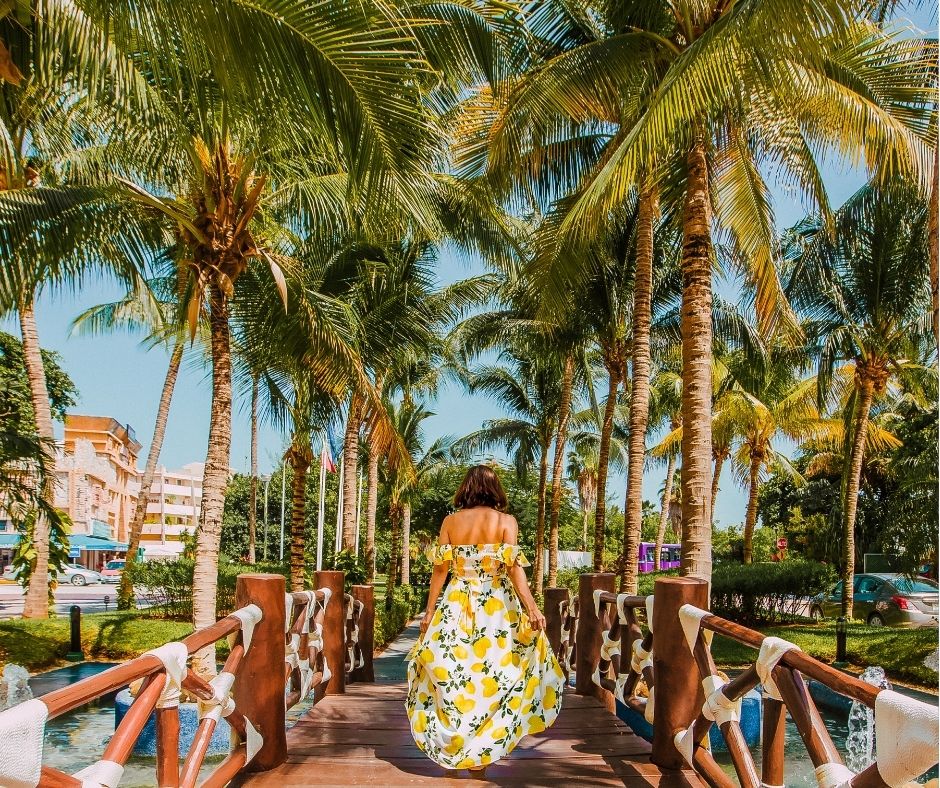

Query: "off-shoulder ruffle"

xmin=426 ymin=542 xmax=530 ymax=568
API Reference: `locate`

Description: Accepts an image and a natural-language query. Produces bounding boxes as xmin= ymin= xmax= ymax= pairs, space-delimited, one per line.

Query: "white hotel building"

xmin=139 ymin=462 xmax=204 ymax=558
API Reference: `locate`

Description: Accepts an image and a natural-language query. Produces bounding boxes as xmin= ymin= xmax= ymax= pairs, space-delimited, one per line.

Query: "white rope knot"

xmin=321 ymin=654 xmax=332 ymax=684
xmin=756 ymin=636 xmax=800 ymax=701
xmin=630 ymin=639 xmax=652 ymax=674
xmin=600 ymin=632 xmax=620 ymax=662
xmin=593 ymin=589 xmax=605 ymax=618
xmin=674 ymin=726 xmax=696 ymax=767
xmin=286 ymin=632 xmax=302 ymax=671
xmin=198 ymin=671 xmax=237 ymax=723
xmin=284 ymin=593 xmax=295 ymax=634
xmin=0 ymin=698 xmax=48 ymax=788
xmin=644 ymin=686 xmax=655 ymax=723
xmin=644 ymin=596 xmax=654 ymax=633
xmin=701 ymin=675 xmax=741 ymax=727
xmin=616 ymin=594 xmax=632 ymax=625
xmin=143 ymin=642 xmax=188 ymax=710
xmin=298 ymin=590 xmax=317 ymax=634
xmin=591 ymin=665 xmax=602 ymax=687
xmin=814 ymin=762 xmax=854 ymax=788
xmin=874 ymin=688 xmax=940 ymax=786
xmin=614 ymin=673 xmax=628 ymax=703
xmin=245 ymin=718 xmax=264 ymax=764
xmin=74 ymin=759 xmax=124 ymax=788
xmin=677 ymin=604 xmax=713 ymax=652
xmin=230 ymin=604 xmax=263 ymax=652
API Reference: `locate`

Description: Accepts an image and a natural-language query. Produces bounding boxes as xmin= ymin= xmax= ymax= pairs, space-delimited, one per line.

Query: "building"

xmin=139 ymin=462 xmax=204 ymax=558
xmin=58 ymin=415 xmax=142 ymax=543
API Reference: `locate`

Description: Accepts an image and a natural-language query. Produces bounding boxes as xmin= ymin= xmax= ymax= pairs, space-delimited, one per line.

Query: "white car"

xmin=61 ymin=564 xmax=103 ymax=586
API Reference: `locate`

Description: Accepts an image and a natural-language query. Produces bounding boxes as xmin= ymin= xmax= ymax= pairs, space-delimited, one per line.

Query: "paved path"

xmin=243 ymin=622 xmax=704 ymax=787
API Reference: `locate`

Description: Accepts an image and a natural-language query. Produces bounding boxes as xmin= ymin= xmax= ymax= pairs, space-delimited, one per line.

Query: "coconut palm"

xmin=474 ymin=0 xmax=935 ymax=585
xmin=786 ymin=180 xmax=934 ymax=616
xmin=567 ymin=444 xmax=597 ymax=554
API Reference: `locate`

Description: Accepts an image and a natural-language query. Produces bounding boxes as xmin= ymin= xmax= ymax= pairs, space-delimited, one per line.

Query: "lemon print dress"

xmin=406 ymin=543 xmax=565 ymax=770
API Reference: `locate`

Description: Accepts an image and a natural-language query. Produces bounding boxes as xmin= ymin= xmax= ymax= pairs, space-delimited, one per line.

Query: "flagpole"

xmin=316 ymin=444 xmax=326 ymax=571
xmin=279 ymin=460 xmax=286 ymax=562
xmin=334 ymin=452 xmax=344 ymax=555
xmin=355 ymin=467 xmax=363 ymax=555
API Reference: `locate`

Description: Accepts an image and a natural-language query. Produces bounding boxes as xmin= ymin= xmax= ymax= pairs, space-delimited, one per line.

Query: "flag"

xmin=320 ymin=442 xmax=336 ymax=474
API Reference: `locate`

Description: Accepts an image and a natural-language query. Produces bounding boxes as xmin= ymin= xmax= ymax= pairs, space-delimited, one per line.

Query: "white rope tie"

xmin=616 ymin=594 xmax=632 ymax=625
xmin=874 ymin=688 xmax=940 ymax=786
xmin=230 ymin=604 xmax=263 ymax=652
xmin=600 ymin=632 xmax=620 ymax=662
xmin=143 ymin=642 xmax=188 ymax=709
xmin=299 ymin=590 xmax=318 ymax=634
xmin=0 ymin=698 xmax=48 ymax=788
xmin=644 ymin=596 xmax=654 ymax=633
xmin=644 ymin=686 xmax=655 ymax=724
xmin=631 ymin=639 xmax=652 ymax=674
xmin=756 ymin=636 xmax=800 ymax=701
xmin=674 ymin=727 xmax=696 ymax=767
xmin=591 ymin=665 xmax=602 ymax=687
xmin=284 ymin=593 xmax=295 ymax=635
xmin=677 ymin=604 xmax=713 ymax=652
xmin=701 ymin=674 xmax=741 ymax=727
xmin=814 ymin=762 xmax=854 ymax=788
xmin=593 ymin=589 xmax=605 ymax=618
xmin=198 ymin=671 xmax=237 ymax=724
xmin=614 ymin=673 xmax=628 ymax=703
xmin=74 ymin=759 xmax=124 ymax=788
xmin=245 ymin=718 xmax=264 ymax=764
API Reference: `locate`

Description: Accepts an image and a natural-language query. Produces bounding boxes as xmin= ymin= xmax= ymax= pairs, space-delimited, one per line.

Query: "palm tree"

xmin=478 ymin=0 xmax=935 ymax=584
xmin=71 ymin=276 xmax=188 ymax=608
xmin=567 ymin=444 xmax=598 ymax=554
xmin=453 ymin=352 xmax=561 ymax=595
xmin=786 ymin=180 xmax=933 ymax=617
xmin=648 ymin=363 xmax=683 ymax=572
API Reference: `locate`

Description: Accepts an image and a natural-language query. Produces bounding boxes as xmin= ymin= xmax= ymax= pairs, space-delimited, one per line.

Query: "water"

xmin=845 ymin=666 xmax=890 ymax=773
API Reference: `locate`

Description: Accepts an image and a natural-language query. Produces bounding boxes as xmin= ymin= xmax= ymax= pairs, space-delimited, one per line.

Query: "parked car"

xmin=810 ymin=573 xmax=939 ymax=627
xmin=61 ymin=564 xmax=103 ymax=586
xmin=101 ymin=560 xmax=125 ymax=584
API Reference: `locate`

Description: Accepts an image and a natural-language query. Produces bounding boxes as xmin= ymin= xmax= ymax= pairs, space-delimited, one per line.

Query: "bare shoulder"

xmin=439 ymin=513 xmax=455 ymax=544
xmin=500 ymin=513 xmax=519 ymax=544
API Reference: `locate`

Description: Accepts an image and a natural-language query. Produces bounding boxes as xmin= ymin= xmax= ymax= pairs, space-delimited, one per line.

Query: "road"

xmin=0 ymin=582 xmax=145 ymax=619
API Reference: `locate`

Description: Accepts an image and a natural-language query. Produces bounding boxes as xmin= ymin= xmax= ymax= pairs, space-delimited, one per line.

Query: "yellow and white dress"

xmin=406 ymin=542 xmax=565 ymax=770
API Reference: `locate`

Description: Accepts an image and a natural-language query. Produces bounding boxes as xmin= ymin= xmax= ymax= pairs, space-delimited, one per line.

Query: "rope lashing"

xmin=814 ymin=762 xmax=855 ymax=788
xmin=198 ymin=671 xmax=237 ymax=723
xmin=245 ymin=718 xmax=264 ymax=764
xmin=0 ymin=698 xmax=48 ymax=788
xmin=701 ymin=674 xmax=741 ymax=727
xmin=143 ymin=642 xmax=188 ymax=709
xmin=644 ymin=596 xmax=654 ymax=633
xmin=677 ymin=604 xmax=713 ymax=652
xmin=73 ymin=759 xmax=124 ymax=788
xmin=229 ymin=604 xmax=263 ymax=652
xmin=599 ymin=632 xmax=620 ymax=662
xmin=592 ymin=589 xmax=605 ymax=618
xmin=755 ymin=636 xmax=800 ymax=701
xmin=631 ymin=639 xmax=652 ymax=675
xmin=874 ymin=688 xmax=940 ymax=787
xmin=674 ymin=726 xmax=697 ymax=768
xmin=644 ymin=687 xmax=655 ymax=723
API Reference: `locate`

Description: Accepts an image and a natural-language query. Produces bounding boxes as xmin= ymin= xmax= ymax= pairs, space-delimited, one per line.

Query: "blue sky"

xmin=3 ymin=7 xmax=932 ymax=529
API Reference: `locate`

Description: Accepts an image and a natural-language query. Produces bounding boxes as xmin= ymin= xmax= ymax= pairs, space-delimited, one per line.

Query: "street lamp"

xmin=261 ymin=474 xmax=271 ymax=562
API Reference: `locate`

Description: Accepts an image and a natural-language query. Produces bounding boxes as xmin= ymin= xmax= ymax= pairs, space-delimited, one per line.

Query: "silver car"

xmin=810 ymin=573 xmax=939 ymax=627
xmin=61 ymin=563 xmax=104 ymax=586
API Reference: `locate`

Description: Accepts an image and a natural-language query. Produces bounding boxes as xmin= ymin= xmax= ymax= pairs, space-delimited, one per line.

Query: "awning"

xmin=0 ymin=533 xmax=127 ymax=551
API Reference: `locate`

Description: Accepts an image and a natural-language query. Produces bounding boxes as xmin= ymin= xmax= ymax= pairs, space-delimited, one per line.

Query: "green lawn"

xmin=0 ymin=611 xmax=194 ymax=673
xmin=711 ymin=622 xmax=938 ymax=689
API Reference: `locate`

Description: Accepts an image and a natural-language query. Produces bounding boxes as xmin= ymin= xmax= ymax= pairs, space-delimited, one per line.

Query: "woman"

xmin=406 ymin=465 xmax=565 ymax=774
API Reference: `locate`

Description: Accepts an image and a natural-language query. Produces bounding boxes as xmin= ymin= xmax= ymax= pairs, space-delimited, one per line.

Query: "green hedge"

xmin=711 ymin=560 xmax=835 ymax=625
xmin=554 ymin=568 xmax=678 ymax=599
xmin=375 ymin=584 xmax=426 ymax=648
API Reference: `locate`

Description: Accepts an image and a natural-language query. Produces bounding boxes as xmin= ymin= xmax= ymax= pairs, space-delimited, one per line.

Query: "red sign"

xmin=776 ymin=538 xmax=788 ymax=550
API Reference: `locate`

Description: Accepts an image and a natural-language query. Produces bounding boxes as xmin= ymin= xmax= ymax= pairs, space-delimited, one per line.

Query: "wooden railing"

xmin=544 ymin=574 xmax=940 ymax=788
xmin=0 ymin=571 xmax=375 ymax=788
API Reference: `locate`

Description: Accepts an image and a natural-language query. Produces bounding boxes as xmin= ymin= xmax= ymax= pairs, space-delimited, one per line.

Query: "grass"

xmin=0 ymin=611 xmax=193 ymax=673
xmin=712 ymin=622 xmax=939 ymax=689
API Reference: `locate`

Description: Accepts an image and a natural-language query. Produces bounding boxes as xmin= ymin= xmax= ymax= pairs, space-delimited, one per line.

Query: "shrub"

xmin=375 ymin=584 xmax=425 ymax=648
xmin=329 ymin=550 xmax=366 ymax=590
xmin=710 ymin=560 xmax=835 ymax=625
xmin=553 ymin=567 xmax=678 ymax=599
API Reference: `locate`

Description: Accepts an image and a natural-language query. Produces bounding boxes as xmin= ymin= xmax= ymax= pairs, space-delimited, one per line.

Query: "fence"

xmin=0 ymin=571 xmax=374 ymax=788
xmin=544 ymin=573 xmax=939 ymax=788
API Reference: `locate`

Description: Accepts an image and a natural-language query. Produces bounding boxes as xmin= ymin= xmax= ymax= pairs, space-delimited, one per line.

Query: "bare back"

xmin=440 ymin=507 xmax=517 ymax=546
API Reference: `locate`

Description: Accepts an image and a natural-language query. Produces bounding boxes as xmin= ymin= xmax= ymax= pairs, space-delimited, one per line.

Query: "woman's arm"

xmin=503 ymin=518 xmax=546 ymax=631
xmin=420 ymin=519 xmax=451 ymax=635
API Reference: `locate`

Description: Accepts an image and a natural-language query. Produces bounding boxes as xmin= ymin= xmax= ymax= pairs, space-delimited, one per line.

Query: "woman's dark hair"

xmin=453 ymin=464 xmax=508 ymax=511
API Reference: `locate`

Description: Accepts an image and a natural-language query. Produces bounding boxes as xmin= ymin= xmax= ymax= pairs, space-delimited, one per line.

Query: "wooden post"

xmin=155 ymin=708 xmax=180 ymax=787
xmin=544 ymin=587 xmax=568 ymax=661
xmin=233 ymin=573 xmax=287 ymax=773
xmin=350 ymin=585 xmax=375 ymax=683
xmin=315 ymin=570 xmax=346 ymax=695
xmin=575 ymin=573 xmax=615 ymax=697
xmin=650 ymin=576 xmax=709 ymax=770
xmin=762 ymin=696 xmax=786 ymax=786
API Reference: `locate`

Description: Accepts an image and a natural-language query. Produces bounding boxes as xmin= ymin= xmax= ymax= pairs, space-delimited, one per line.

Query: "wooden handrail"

xmin=0 ymin=570 xmax=378 ymax=787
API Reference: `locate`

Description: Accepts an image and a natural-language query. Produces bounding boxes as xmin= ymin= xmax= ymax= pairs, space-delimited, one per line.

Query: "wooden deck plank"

xmin=241 ymin=682 xmax=705 ymax=787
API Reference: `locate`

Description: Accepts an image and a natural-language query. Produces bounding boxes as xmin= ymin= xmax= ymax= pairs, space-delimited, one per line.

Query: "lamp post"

xmin=835 ymin=616 xmax=848 ymax=667
xmin=261 ymin=474 xmax=271 ymax=562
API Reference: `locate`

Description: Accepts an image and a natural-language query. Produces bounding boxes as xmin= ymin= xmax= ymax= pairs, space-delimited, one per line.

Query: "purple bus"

xmin=638 ymin=542 xmax=681 ymax=573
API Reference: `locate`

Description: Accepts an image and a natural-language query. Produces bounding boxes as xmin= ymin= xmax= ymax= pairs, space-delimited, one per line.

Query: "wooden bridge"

xmin=1 ymin=571 xmax=937 ymax=787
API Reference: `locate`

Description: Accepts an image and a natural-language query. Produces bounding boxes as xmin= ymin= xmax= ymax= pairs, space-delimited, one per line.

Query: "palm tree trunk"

xmin=593 ymin=368 xmax=619 ymax=570
xmin=533 ymin=436 xmax=550 ymax=596
xmin=679 ymin=136 xmax=714 ymax=582
xmin=548 ymin=354 xmax=576 ymax=588
xmin=841 ymin=378 xmax=875 ymax=619
xmin=248 ymin=374 xmax=259 ymax=564
xmin=288 ymin=443 xmax=311 ymax=592
xmin=365 ymin=446 xmax=380 ymax=583
xmin=192 ymin=284 xmax=233 ymax=677
xmin=581 ymin=509 xmax=589 ymax=553
xmin=19 ymin=295 xmax=55 ymax=619
xmin=710 ymin=452 xmax=725 ymax=528
xmin=929 ymin=146 xmax=938 ymax=344
xmin=621 ymin=184 xmax=658 ymax=593
xmin=654 ymin=454 xmax=677 ymax=572
xmin=401 ymin=502 xmax=411 ymax=586
xmin=341 ymin=393 xmax=362 ymax=550
xmin=119 ymin=341 xmax=183 ymax=609
xmin=386 ymin=504 xmax=402 ymax=607
xmin=742 ymin=454 xmax=761 ymax=564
